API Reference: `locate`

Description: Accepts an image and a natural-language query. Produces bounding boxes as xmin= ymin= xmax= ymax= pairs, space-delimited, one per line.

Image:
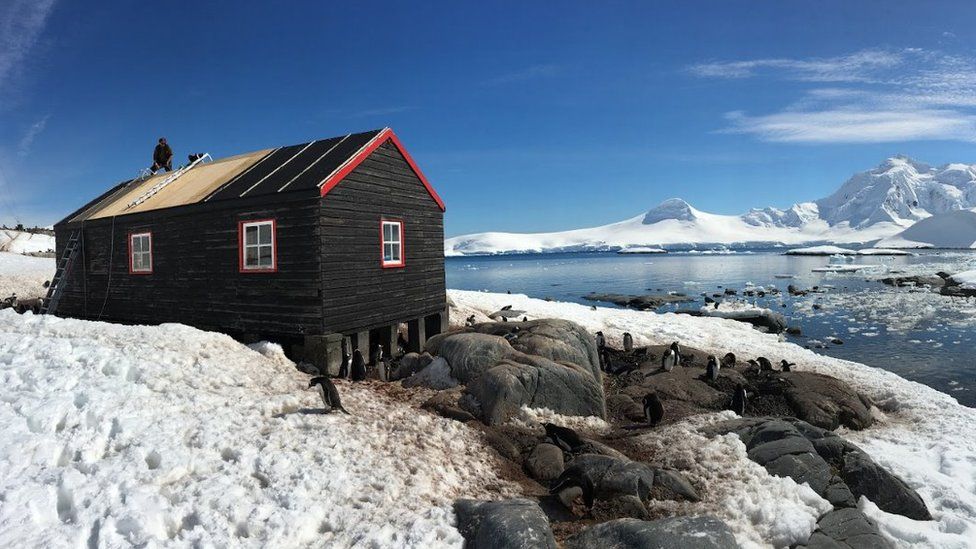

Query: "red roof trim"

xmin=319 ymin=128 xmax=446 ymax=212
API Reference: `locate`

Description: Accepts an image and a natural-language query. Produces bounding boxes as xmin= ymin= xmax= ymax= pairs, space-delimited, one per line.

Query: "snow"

xmin=616 ymin=246 xmax=666 ymax=254
xmin=949 ymin=269 xmax=976 ymax=289
xmin=403 ymin=357 xmax=460 ymax=390
xmin=445 ymin=156 xmax=976 ymax=256
xmin=876 ymin=209 xmax=976 ymax=249
xmin=810 ymin=264 xmax=880 ymax=273
xmin=0 ymin=311 xmax=520 ymax=547
xmin=449 ymin=289 xmax=976 ymax=548
xmin=0 ymin=252 xmax=54 ymax=298
xmin=855 ymin=248 xmax=913 ymax=255
xmin=785 ymin=245 xmax=856 ymax=256
xmin=0 ymin=230 xmax=55 ymax=255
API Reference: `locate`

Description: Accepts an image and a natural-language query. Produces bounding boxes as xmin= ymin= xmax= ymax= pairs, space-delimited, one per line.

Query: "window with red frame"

xmin=381 ymin=220 xmax=404 ymax=267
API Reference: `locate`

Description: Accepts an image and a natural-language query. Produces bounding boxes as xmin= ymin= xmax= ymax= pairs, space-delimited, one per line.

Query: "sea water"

xmin=446 ymin=249 xmax=976 ymax=407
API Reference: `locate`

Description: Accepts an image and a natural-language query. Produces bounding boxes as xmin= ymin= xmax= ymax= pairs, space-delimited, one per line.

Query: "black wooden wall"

xmin=54 ymin=194 xmax=324 ymax=339
xmin=319 ymin=141 xmax=446 ymax=334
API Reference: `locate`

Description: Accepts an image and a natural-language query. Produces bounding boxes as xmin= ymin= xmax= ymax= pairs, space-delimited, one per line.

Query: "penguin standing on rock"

xmin=705 ymin=355 xmax=720 ymax=381
xmin=661 ymin=342 xmax=680 ymax=372
xmin=595 ymin=331 xmax=610 ymax=372
xmin=550 ymin=469 xmax=595 ymax=510
xmin=731 ymin=385 xmax=747 ymax=416
xmin=465 ymin=314 xmax=477 ymax=327
xmin=623 ymin=332 xmax=634 ymax=353
xmin=721 ymin=352 xmax=736 ymax=369
xmin=643 ymin=392 xmax=664 ymax=426
xmin=543 ymin=423 xmax=585 ymax=453
xmin=374 ymin=345 xmax=389 ymax=381
xmin=757 ymin=357 xmax=774 ymax=372
xmin=351 ymin=349 xmax=367 ymax=382
xmin=308 ymin=376 xmax=350 ymax=414
xmin=780 ymin=359 xmax=795 ymax=372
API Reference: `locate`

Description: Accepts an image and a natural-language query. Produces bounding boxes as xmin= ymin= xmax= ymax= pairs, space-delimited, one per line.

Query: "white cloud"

xmin=691 ymin=48 xmax=976 ymax=144
xmin=722 ymin=109 xmax=976 ymax=144
xmin=0 ymin=0 xmax=57 ymax=94
xmin=16 ymin=114 xmax=50 ymax=156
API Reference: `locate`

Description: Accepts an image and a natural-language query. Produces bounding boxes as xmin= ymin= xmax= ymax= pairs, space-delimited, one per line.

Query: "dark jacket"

xmin=153 ymin=143 xmax=173 ymax=164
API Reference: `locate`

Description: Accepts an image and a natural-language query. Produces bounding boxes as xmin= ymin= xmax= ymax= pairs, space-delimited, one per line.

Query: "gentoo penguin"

xmin=308 ymin=376 xmax=350 ymax=414
xmin=543 ymin=423 xmax=585 ymax=453
xmin=338 ymin=339 xmax=350 ymax=379
xmin=623 ymin=332 xmax=634 ymax=353
xmin=375 ymin=345 xmax=389 ymax=382
xmin=661 ymin=342 xmax=680 ymax=372
xmin=780 ymin=359 xmax=795 ymax=372
xmin=595 ymin=331 xmax=608 ymax=371
xmin=643 ymin=392 xmax=664 ymax=426
xmin=350 ymin=349 xmax=367 ymax=382
xmin=550 ymin=469 xmax=595 ymax=509
xmin=746 ymin=359 xmax=760 ymax=371
xmin=721 ymin=352 xmax=736 ymax=369
xmin=730 ymin=385 xmax=747 ymax=416
xmin=705 ymin=355 xmax=720 ymax=381
xmin=757 ymin=357 xmax=774 ymax=372
xmin=465 ymin=314 xmax=477 ymax=327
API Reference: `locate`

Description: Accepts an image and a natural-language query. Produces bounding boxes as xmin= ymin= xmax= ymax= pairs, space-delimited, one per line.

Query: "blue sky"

xmin=1 ymin=1 xmax=975 ymax=236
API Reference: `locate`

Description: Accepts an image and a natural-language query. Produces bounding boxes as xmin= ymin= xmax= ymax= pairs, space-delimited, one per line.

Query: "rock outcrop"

xmin=454 ymin=498 xmax=557 ymax=549
xmin=566 ymin=516 xmax=739 ymax=549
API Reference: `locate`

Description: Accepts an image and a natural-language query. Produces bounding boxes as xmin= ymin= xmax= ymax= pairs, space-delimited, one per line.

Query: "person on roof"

xmin=151 ymin=137 xmax=173 ymax=173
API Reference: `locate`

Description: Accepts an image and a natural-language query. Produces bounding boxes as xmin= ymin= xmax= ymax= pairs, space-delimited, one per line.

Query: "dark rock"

xmin=606 ymin=394 xmax=646 ymax=422
xmin=591 ymin=495 xmax=649 ymax=521
xmin=565 ymin=516 xmax=739 ymax=549
xmin=787 ymin=326 xmax=803 ymax=335
xmin=454 ymin=498 xmax=557 ymax=549
xmin=525 ymin=443 xmax=564 ymax=481
xmin=583 ymin=292 xmax=695 ymax=311
xmin=427 ymin=333 xmax=514 ymax=383
xmin=839 ymin=450 xmax=932 ymax=521
xmin=391 ymin=352 xmax=433 ymax=381
xmin=798 ymin=508 xmax=892 ymax=549
xmin=779 ymin=372 xmax=874 ymax=430
xmin=559 ymin=454 xmax=698 ymax=504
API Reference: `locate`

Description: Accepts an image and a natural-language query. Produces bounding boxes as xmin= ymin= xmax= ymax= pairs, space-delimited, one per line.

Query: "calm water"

xmin=447 ymin=250 xmax=976 ymax=407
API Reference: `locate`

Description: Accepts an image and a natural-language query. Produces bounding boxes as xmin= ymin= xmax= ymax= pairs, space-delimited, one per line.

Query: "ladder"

xmin=40 ymin=229 xmax=82 ymax=315
xmin=125 ymin=153 xmax=212 ymax=210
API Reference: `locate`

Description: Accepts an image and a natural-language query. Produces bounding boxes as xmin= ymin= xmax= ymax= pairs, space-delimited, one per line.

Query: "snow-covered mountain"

xmin=446 ymin=156 xmax=976 ymax=256
xmin=877 ymin=209 xmax=976 ymax=249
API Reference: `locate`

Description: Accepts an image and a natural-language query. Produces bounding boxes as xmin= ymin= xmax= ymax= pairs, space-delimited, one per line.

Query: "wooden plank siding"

xmin=320 ymin=141 xmax=446 ymax=334
xmin=53 ymin=195 xmax=324 ymax=340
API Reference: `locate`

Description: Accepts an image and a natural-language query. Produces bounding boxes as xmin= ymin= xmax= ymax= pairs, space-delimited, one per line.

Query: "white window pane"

xmin=259 ymin=224 xmax=272 ymax=245
xmin=383 ymin=224 xmax=392 ymax=241
xmin=259 ymin=245 xmax=273 ymax=266
xmin=245 ymin=226 xmax=257 ymax=245
xmin=133 ymin=237 xmax=142 ymax=253
xmin=392 ymin=243 xmax=401 ymax=261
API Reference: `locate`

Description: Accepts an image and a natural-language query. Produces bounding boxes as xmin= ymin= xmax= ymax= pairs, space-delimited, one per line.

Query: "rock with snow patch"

xmin=427 ymin=332 xmax=514 ymax=383
xmin=558 ymin=454 xmax=699 ymax=504
xmin=798 ymin=508 xmax=892 ymax=549
xmin=401 ymin=357 xmax=460 ymax=390
xmin=391 ymin=352 xmax=433 ymax=381
xmin=453 ymin=498 xmax=557 ymax=549
xmin=778 ymin=372 xmax=874 ymax=430
xmin=565 ymin=516 xmax=738 ymax=549
xmin=465 ymin=319 xmax=603 ymax=381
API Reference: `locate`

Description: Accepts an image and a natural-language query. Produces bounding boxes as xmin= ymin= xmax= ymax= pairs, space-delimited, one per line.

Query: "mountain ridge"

xmin=446 ymin=156 xmax=976 ymax=256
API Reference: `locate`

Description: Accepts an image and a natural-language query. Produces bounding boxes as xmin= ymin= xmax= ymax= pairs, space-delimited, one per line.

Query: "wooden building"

xmin=50 ymin=128 xmax=447 ymax=372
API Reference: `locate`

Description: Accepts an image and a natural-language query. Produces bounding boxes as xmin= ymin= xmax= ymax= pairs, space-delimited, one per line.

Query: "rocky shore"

xmin=387 ymin=304 xmax=934 ymax=547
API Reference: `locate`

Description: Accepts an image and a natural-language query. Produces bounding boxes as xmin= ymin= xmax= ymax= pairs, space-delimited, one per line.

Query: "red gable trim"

xmin=319 ymin=128 xmax=446 ymax=212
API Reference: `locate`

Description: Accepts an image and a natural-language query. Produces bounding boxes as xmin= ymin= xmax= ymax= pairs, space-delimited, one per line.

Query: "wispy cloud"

xmin=17 ymin=114 xmax=50 ymax=156
xmin=690 ymin=48 xmax=976 ymax=144
xmin=481 ymin=64 xmax=561 ymax=86
xmin=0 ymin=0 xmax=57 ymax=94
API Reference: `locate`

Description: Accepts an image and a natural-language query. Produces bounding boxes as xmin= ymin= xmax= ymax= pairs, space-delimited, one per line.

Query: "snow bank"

xmin=785 ymin=245 xmax=856 ymax=256
xmin=0 ymin=229 xmax=55 ymax=254
xmin=0 ymin=252 xmax=54 ymax=298
xmin=855 ymin=248 xmax=912 ymax=256
xmin=0 ymin=311 xmax=520 ymax=547
xmin=949 ymin=269 xmax=976 ymax=289
xmin=450 ymin=289 xmax=976 ymax=548
xmin=876 ymin=210 xmax=976 ymax=249
xmin=616 ymin=246 xmax=666 ymax=254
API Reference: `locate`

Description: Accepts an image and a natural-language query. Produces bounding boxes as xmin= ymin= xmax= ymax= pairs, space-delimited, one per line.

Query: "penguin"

xmin=375 ymin=344 xmax=389 ymax=382
xmin=522 ymin=316 xmax=528 ymax=322
xmin=705 ymin=355 xmax=720 ymax=381
xmin=543 ymin=423 xmax=585 ymax=453
xmin=465 ymin=314 xmax=477 ymax=327
xmin=595 ymin=331 xmax=608 ymax=371
xmin=595 ymin=331 xmax=606 ymax=350
xmin=780 ymin=359 xmax=795 ymax=372
xmin=730 ymin=385 xmax=747 ymax=416
xmin=338 ymin=338 xmax=350 ymax=379
xmin=623 ymin=332 xmax=634 ymax=353
xmin=757 ymin=356 xmax=774 ymax=372
xmin=351 ymin=349 xmax=367 ymax=382
xmin=660 ymin=342 xmax=680 ymax=372
xmin=308 ymin=376 xmax=350 ymax=414
xmin=721 ymin=352 xmax=736 ymax=369
xmin=643 ymin=392 xmax=664 ymax=426
xmin=550 ymin=469 xmax=595 ymax=509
